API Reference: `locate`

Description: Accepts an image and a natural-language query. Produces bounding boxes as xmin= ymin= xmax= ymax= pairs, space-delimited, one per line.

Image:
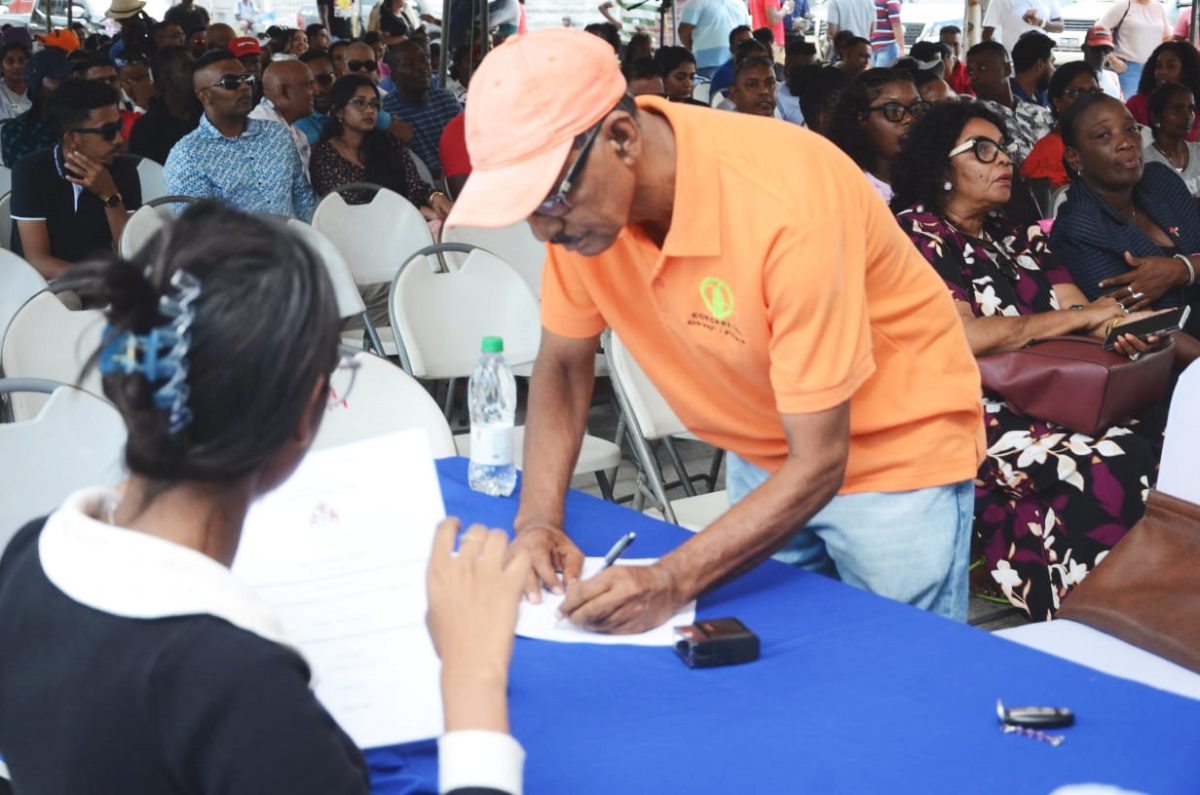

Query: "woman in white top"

xmin=1143 ymin=80 xmax=1200 ymax=195
xmin=1100 ymin=0 xmax=1172 ymax=99
xmin=0 ymin=44 xmax=31 ymax=123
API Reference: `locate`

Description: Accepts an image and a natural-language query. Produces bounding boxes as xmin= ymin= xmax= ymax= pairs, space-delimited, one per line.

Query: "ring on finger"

xmin=1126 ymin=286 xmax=1135 ymax=297
xmin=1131 ymin=291 xmax=1146 ymax=301
xmin=1129 ymin=352 xmax=1141 ymax=361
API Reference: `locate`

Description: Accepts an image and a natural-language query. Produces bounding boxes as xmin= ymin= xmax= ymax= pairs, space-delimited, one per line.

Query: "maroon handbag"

xmin=976 ymin=336 xmax=1174 ymax=436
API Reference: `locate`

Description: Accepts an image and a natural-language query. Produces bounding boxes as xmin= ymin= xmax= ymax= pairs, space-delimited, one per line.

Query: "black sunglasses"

xmin=534 ymin=123 xmax=601 ymax=218
xmin=347 ymin=59 xmax=378 ymax=73
xmin=314 ymin=71 xmax=335 ymax=86
xmin=71 ymin=121 xmax=123 ymax=142
xmin=865 ymin=100 xmax=931 ymax=123
xmin=206 ymin=72 xmax=255 ymax=91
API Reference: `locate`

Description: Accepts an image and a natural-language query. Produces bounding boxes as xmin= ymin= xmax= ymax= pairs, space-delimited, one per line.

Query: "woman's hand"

xmin=429 ymin=192 xmax=453 ymax=219
xmin=1108 ymin=54 xmax=1127 ymax=73
xmin=1098 ymin=251 xmax=1191 ymax=311
xmin=1080 ymin=295 xmax=1127 ymax=336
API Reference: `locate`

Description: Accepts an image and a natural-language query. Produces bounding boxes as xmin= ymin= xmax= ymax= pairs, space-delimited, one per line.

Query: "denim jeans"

xmin=726 ymin=453 xmax=972 ymax=621
xmin=1118 ymin=60 xmax=1143 ymax=100
xmin=871 ymin=41 xmax=900 ymax=67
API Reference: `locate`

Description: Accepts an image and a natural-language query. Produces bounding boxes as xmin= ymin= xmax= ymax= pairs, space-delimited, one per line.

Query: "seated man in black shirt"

xmin=10 ymin=79 xmax=142 ymax=278
xmin=128 ymin=44 xmax=199 ymax=164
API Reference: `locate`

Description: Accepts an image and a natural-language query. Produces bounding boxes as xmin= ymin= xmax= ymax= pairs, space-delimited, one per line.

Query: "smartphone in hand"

xmin=1103 ymin=306 xmax=1191 ymax=350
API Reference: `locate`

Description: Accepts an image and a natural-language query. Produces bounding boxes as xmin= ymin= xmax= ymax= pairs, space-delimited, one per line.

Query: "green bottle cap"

xmin=481 ymin=336 xmax=504 ymax=353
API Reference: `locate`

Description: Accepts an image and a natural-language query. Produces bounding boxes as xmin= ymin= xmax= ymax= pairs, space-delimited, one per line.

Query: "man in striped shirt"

xmin=870 ymin=0 xmax=904 ymax=67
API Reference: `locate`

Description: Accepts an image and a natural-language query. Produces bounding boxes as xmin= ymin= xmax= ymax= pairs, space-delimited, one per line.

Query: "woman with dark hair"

xmin=0 ymin=42 xmax=30 ymax=122
xmin=378 ymin=0 xmax=414 ymax=44
xmin=0 ymin=202 xmax=528 ymax=792
xmin=654 ymin=46 xmax=706 ymax=105
xmin=1021 ymin=61 xmax=1102 ymax=188
xmin=892 ymin=100 xmax=1163 ymax=620
xmin=792 ymin=64 xmax=850 ymax=136
xmin=1142 ymin=81 xmax=1200 ymax=195
xmin=1124 ymin=40 xmax=1200 ymax=139
xmin=828 ymin=68 xmax=927 ymax=202
xmin=310 ymin=74 xmax=451 ymax=218
xmin=1052 ymin=92 xmax=1200 ymax=335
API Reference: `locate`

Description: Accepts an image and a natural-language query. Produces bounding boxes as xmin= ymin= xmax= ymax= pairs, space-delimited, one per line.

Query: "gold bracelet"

xmin=429 ymin=190 xmax=447 ymax=202
xmin=1105 ymin=318 xmax=1123 ymax=337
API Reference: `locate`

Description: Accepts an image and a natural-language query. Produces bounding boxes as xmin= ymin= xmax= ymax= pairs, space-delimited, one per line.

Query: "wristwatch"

xmin=100 ymin=192 xmax=123 ymax=208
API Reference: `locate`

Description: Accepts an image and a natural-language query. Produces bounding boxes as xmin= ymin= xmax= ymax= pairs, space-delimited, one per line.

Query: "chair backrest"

xmin=692 ymin=81 xmax=711 ymax=105
xmin=0 ymin=250 xmax=47 ymax=354
xmin=1158 ymin=359 xmax=1200 ymax=504
xmin=0 ymin=380 xmax=126 ymax=550
xmin=389 ymin=244 xmax=541 ymax=379
xmin=0 ymin=165 xmax=11 ymax=198
xmin=312 ymin=351 xmax=456 ymax=457
xmin=0 ymin=192 xmax=11 ymax=250
xmin=118 ymin=203 xmax=171 ymax=259
xmin=312 ymin=187 xmax=435 ymax=287
xmin=136 ymin=156 xmax=168 ymax=203
xmin=408 ymin=149 xmax=435 ymax=185
xmin=286 ymin=219 xmax=365 ymax=320
xmin=1 ymin=291 xmax=106 ymax=420
xmin=605 ymin=331 xmax=687 ymax=441
xmin=441 ymin=220 xmax=546 ymax=297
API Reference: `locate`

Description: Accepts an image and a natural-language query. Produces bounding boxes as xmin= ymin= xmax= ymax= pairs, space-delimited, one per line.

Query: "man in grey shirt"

xmin=827 ymin=0 xmax=875 ymax=41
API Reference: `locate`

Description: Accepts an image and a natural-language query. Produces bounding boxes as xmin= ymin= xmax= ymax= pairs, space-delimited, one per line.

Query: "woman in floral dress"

xmin=890 ymin=100 xmax=1162 ymax=620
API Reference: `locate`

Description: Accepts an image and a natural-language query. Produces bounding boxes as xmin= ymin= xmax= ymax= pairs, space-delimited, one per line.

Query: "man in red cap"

xmin=1083 ymin=24 xmax=1123 ymax=100
xmin=446 ymin=29 xmax=985 ymax=632
xmin=229 ymin=36 xmax=267 ymax=105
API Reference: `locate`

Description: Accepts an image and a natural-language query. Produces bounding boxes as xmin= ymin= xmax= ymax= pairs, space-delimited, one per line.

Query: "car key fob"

xmin=997 ymin=699 xmax=1075 ymax=728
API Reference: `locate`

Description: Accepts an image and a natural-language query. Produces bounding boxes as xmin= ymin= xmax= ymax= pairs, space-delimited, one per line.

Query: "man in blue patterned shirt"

xmin=381 ymin=40 xmax=461 ymax=176
xmin=164 ymin=50 xmax=316 ymax=220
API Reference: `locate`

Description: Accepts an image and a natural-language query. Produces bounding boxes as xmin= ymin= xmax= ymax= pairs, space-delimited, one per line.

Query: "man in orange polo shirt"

xmin=446 ymin=29 xmax=984 ymax=630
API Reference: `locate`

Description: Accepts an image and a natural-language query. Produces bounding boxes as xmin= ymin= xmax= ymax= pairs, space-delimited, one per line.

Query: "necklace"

xmin=1153 ymin=140 xmax=1187 ymax=171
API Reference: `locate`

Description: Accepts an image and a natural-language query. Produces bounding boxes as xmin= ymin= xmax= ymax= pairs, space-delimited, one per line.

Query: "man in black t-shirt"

xmin=10 ymin=79 xmax=142 ymax=278
xmin=128 ymin=45 xmax=199 ymax=164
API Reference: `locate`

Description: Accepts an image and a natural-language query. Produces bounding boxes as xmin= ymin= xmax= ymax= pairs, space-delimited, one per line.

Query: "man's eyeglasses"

xmin=865 ymin=100 xmax=931 ymax=123
xmin=534 ymin=123 xmax=601 ymax=218
xmin=347 ymin=59 xmax=378 ymax=73
xmin=326 ymin=354 xmax=361 ymax=410
xmin=313 ymin=71 xmax=335 ymax=86
xmin=1061 ymin=86 xmax=1104 ymax=99
xmin=206 ymin=72 xmax=255 ymax=91
xmin=346 ymin=96 xmax=381 ymax=111
xmin=71 ymin=121 xmax=123 ymax=142
xmin=948 ymin=135 xmax=1011 ymax=164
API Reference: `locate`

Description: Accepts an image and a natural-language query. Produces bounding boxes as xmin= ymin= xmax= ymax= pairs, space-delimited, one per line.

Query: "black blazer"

xmin=1050 ymin=161 xmax=1200 ymax=319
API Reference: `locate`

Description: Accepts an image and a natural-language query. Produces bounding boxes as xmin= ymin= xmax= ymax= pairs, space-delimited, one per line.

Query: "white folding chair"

xmin=136 ymin=156 xmax=168 ymax=203
xmin=388 ymin=245 xmax=623 ymax=497
xmin=441 ymin=220 xmax=547 ymax=297
xmin=408 ymin=150 xmax=436 ymax=185
xmin=0 ymin=379 xmax=126 ymax=551
xmin=691 ymin=81 xmax=711 ymax=105
xmin=0 ymin=192 xmax=12 ymax=250
xmin=0 ymin=291 xmax=105 ymax=421
xmin=285 ymin=219 xmax=366 ymax=322
xmin=604 ymin=330 xmax=726 ymax=529
xmin=312 ymin=186 xmax=436 ymax=355
xmin=0 ymin=165 xmax=11 ymax=198
xmin=0 ymin=250 xmax=47 ymax=354
xmin=118 ymin=204 xmax=170 ymax=259
xmin=313 ymin=350 xmax=457 ymax=457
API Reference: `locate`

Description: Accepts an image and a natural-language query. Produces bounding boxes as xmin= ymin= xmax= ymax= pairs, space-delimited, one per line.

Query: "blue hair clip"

xmin=98 ymin=269 xmax=202 ymax=436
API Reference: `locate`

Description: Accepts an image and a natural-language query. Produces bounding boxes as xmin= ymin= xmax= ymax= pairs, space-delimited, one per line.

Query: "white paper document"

xmin=516 ymin=558 xmax=697 ymax=646
xmin=235 ymin=429 xmax=446 ymax=749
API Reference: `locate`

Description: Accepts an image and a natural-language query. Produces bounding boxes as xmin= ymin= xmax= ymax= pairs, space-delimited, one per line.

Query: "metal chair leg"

xmin=662 ymin=437 xmax=698 ymax=497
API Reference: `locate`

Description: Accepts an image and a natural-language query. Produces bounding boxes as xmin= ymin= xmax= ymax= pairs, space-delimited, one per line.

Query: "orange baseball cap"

xmin=445 ymin=29 xmax=627 ymax=229
xmin=37 ymin=28 xmax=81 ymax=53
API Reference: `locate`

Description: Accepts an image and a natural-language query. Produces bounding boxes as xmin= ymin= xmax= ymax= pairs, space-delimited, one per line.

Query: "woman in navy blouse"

xmin=1051 ymin=91 xmax=1200 ymax=341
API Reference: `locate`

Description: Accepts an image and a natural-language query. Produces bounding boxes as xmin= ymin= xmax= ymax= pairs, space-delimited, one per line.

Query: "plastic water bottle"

xmin=468 ymin=336 xmax=518 ymax=496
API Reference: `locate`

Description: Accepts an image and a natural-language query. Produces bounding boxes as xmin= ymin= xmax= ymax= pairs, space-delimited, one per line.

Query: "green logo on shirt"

xmin=700 ymin=277 xmax=734 ymax=320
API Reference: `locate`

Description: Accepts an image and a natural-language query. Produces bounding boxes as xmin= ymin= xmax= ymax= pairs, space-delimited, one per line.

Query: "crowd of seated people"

xmin=5 ymin=0 xmax=1200 ymax=638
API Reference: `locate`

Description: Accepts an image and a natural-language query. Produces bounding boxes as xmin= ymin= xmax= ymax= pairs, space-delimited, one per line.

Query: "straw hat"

xmin=105 ymin=0 xmax=146 ymax=20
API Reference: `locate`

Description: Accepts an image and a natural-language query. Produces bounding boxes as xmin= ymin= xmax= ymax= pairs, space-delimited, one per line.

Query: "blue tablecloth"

xmin=367 ymin=459 xmax=1200 ymax=794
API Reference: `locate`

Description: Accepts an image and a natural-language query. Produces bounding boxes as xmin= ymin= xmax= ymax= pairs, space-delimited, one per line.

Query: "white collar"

xmin=39 ymin=488 xmax=304 ymax=664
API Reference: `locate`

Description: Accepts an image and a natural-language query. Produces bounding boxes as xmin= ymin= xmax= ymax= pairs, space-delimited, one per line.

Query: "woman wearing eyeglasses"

xmin=891 ymin=100 xmax=1162 ymax=621
xmin=1142 ymin=81 xmax=1200 ymax=196
xmin=828 ymin=68 xmax=928 ymax=203
xmin=0 ymin=202 xmax=528 ymax=793
xmin=310 ymin=74 xmax=451 ymax=219
xmin=1021 ymin=61 xmax=1102 ymax=189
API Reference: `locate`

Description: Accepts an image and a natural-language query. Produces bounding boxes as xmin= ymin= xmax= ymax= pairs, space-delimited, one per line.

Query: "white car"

xmin=809 ymin=0 xmax=966 ymax=56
